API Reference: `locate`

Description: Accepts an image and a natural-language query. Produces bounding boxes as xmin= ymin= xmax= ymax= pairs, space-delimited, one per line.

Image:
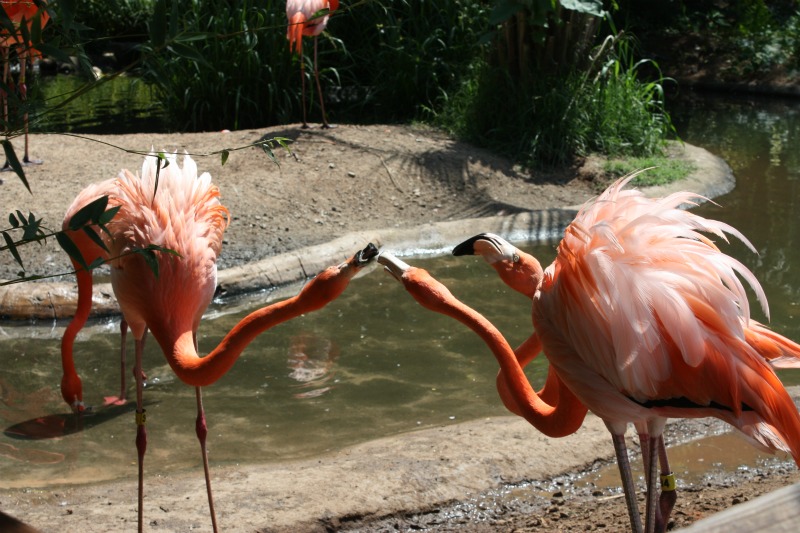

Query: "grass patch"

xmin=602 ymin=156 xmax=695 ymax=187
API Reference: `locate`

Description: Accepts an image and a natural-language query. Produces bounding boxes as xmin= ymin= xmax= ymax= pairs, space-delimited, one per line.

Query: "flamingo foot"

xmin=103 ymin=396 xmax=127 ymax=407
xmin=22 ymin=157 xmax=43 ymax=166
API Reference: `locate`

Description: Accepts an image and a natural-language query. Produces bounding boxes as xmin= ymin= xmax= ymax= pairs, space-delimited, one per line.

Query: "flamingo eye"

xmin=512 ymin=253 xmax=520 ymax=263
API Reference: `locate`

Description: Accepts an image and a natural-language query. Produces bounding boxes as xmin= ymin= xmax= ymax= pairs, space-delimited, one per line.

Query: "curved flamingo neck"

xmin=61 ymin=267 xmax=92 ymax=407
xmin=150 ymin=269 xmax=351 ymax=388
xmin=407 ymin=270 xmax=584 ymax=437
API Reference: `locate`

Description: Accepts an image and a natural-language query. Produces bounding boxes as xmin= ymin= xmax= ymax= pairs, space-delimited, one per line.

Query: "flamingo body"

xmin=108 ymin=153 xmax=227 ymax=360
xmin=286 ymin=0 xmax=337 ymax=54
xmin=533 ymin=178 xmax=800 ymax=458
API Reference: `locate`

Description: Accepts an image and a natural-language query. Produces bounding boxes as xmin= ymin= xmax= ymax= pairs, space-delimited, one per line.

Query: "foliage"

xmin=331 ymin=0 xmax=491 ymax=123
xmin=78 ymin=0 xmax=153 ymax=40
xmin=436 ymin=30 xmax=674 ymax=168
xmin=136 ymin=0 xmax=492 ymax=130
xmin=619 ymin=0 xmax=800 ymax=75
xmin=138 ymin=0 xmax=296 ymax=131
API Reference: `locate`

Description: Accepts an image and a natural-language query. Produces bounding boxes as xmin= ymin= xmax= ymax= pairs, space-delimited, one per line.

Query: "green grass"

xmin=602 ymin=156 xmax=696 ymax=187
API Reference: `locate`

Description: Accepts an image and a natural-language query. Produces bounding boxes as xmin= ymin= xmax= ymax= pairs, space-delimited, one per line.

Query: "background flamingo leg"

xmin=118 ymin=321 xmax=128 ymax=401
xmin=299 ymin=48 xmax=308 ymax=128
xmin=17 ymin=54 xmax=40 ymax=165
xmin=313 ymin=36 xmax=330 ymax=128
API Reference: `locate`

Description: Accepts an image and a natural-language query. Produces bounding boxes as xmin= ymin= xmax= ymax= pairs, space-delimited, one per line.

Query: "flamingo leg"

xmin=133 ymin=336 xmax=147 ymax=533
xmin=611 ymin=430 xmax=643 ymax=533
xmin=195 ymin=386 xmax=219 ymax=532
xmin=17 ymin=54 xmax=40 ymax=165
xmin=118 ymin=320 xmax=128 ymax=402
xmin=312 ymin=36 xmax=330 ymax=129
xmin=656 ymin=437 xmax=677 ymax=533
xmin=299 ymin=43 xmax=309 ymax=129
xmin=643 ymin=434 xmax=659 ymax=533
xmin=1 ymin=46 xmax=9 ymax=174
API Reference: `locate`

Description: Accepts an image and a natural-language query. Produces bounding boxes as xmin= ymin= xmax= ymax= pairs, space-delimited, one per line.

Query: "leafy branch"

xmin=1 ymin=195 xmax=178 ymax=287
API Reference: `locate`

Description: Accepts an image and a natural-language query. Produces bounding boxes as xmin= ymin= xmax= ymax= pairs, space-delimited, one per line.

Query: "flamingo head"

xmin=298 ymin=243 xmax=379 ymax=309
xmin=453 ymin=233 xmax=542 ymax=299
xmin=60 ymin=373 xmax=85 ymax=413
xmin=378 ymin=251 xmax=459 ymax=316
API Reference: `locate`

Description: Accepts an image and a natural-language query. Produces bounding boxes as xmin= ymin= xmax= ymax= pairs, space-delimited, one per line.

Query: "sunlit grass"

xmin=602 ymin=157 xmax=695 ymax=187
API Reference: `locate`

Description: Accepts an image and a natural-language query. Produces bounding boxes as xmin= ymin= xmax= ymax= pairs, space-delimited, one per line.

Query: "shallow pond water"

xmin=2 ymin=93 xmax=800 ymax=490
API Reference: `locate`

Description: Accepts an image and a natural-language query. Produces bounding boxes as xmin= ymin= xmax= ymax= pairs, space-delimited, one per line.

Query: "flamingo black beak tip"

xmin=453 ymin=233 xmax=490 ymax=256
xmin=356 ymin=243 xmax=379 ymax=265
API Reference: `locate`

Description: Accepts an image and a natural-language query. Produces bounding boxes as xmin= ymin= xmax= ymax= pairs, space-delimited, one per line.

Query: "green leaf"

xmin=3 ymin=231 xmax=24 ymax=268
xmin=2 ymin=141 xmax=29 ymax=193
xmin=21 ymin=217 xmax=43 ymax=241
xmin=168 ymin=42 xmax=210 ymax=67
xmin=68 ymin=195 xmax=109 ymax=230
xmin=141 ymin=248 xmax=160 ymax=278
xmin=83 ymin=225 xmax=109 ymax=253
xmin=98 ymin=205 xmax=121 ymax=225
xmin=169 ymin=0 xmax=179 ymax=39
xmin=56 ymin=232 xmax=89 ymax=270
xmin=220 ymin=150 xmax=230 ymax=166
xmin=489 ymin=0 xmax=525 ymax=25
xmin=560 ymin=0 xmax=605 ymax=17
xmin=35 ymin=42 xmax=72 ymax=63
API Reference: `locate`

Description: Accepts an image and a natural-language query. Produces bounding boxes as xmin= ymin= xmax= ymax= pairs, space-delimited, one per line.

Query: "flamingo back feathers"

xmin=534 ymin=176 xmax=800 ymax=462
xmin=107 ymin=153 xmax=229 ymax=337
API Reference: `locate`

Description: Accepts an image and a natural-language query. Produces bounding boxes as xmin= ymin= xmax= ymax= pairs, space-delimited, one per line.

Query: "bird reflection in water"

xmin=0 ymin=377 xmax=66 ymax=464
xmin=286 ymin=332 xmax=340 ymax=399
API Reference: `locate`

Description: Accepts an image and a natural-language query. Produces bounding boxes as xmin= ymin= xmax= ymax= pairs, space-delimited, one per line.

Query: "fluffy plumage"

xmin=534 ymin=175 xmax=800 ymax=457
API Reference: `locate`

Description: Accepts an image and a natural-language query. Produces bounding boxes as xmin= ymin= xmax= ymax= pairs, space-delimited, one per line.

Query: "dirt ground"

xmin=0 ymin=123 xmax=606 ymax=283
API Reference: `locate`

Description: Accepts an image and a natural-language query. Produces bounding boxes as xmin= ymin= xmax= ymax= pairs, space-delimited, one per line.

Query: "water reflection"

xmin=33 ymin=74 xmax=166 ymax=134
xmin=672 ymin=93 xmax=800 ymax=345
xmin=286 ymin=332 xmax=340 ymax=399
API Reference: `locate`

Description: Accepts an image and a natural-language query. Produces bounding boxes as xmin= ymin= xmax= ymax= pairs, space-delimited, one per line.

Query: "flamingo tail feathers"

xmin=746 ymin=321 xmax=800 ymax=369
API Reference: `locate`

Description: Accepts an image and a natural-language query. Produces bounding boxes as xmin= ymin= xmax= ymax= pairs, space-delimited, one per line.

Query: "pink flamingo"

xmin=0 ymin=0 xmax=49 ymax=167
xmin=103 ymin=151 xmax=376 ymax=532
xmin=379 ymin=176 xmax=800 ymax=533
xmin=286 ymin=0 xmax=338 ymax=128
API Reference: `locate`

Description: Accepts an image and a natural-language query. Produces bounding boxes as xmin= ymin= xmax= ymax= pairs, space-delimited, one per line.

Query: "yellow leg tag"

xmin=660 ymin=472 xmax=676 ymax=492
xmin=135 ymin=409 xmax=147 ymax=426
